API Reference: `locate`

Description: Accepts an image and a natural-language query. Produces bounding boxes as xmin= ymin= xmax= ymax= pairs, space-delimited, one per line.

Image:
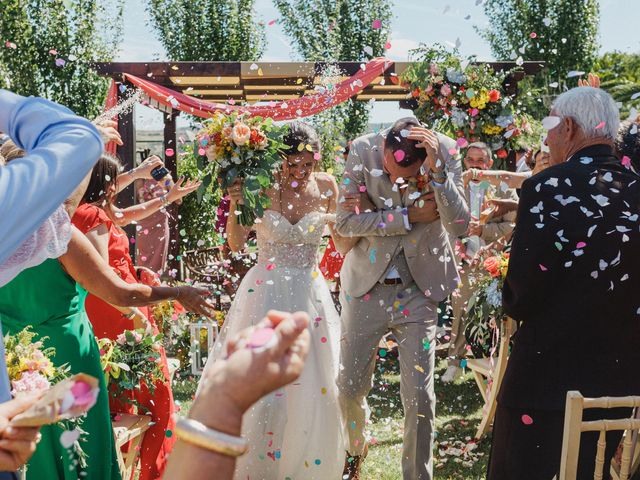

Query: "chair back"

xmin=559 ymin=391 xmax=640 ymax=480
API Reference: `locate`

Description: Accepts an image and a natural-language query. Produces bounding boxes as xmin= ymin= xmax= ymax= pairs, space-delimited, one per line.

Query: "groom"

xmin=336 ymin=118 xmax=469 ymax=479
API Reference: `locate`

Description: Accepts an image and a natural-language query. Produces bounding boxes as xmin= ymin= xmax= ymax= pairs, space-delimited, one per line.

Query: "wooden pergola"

xmin=94 ymin=60 xmax=543 ymax=268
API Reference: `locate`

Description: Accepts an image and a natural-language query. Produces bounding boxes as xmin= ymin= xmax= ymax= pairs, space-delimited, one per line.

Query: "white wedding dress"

xmin=199 ymin=209 xmax=346 ymax=480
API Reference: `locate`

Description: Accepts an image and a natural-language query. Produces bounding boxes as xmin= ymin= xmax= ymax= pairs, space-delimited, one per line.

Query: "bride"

xmin=199 ymin=122 xmax=357 ymax=479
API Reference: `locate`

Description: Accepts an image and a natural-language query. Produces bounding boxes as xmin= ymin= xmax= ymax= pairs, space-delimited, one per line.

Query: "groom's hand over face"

xmin=408 ymin=192 xmax=439 ymax=224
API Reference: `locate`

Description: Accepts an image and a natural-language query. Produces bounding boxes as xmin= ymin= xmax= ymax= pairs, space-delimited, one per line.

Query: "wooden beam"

xmin=163 ymin=110 xmax=181 ymax=277
xmin=116 ymin=83 xmax=137 ymax=260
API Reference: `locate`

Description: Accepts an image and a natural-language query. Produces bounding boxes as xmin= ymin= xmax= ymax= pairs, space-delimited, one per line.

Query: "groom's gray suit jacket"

xmin=336 ymin=127 xmax=470 ymax=301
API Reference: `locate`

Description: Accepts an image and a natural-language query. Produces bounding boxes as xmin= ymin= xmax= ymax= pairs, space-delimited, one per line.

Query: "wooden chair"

xmin=465 ymin=316 xmax=515 ymax=438
xmin=112 ymin=413 xmax=152 ymax=479
xmin=182 ymin=246 xmax=256 ymax=308
xmin=559 ymin=391 xmax=640 ymax=480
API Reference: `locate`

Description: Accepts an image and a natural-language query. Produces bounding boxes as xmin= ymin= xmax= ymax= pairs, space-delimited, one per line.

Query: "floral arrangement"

xmin=196 ymin=112 xmax=288 ymax=226
xmin=465 ymin=251 xmax=510 ymax=357
xmin=402 ymin=44 xmax=539 ymax=158
xmin=4 ymin=327 xmax=67 ymax=395
xmin=97 ymin=330 xmax=165 ymax=411
xmin=155 ymin=304 xmax=225 ymax=376
xmin=4 ymin=328 xmax=89 ymax=466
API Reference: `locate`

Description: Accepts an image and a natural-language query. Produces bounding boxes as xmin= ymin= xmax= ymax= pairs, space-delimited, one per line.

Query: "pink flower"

xmin=440 ymin=84 xmax=452 ymax=97
xmin=132 ymin=331 xmax=143 ymax=343
xmin=231 ymin=122 xmax=251 ymax=146
xmin=70 ymin=381 xmax=98 ymax=410
xmin=429 ymin=63 xmax=439 ymax=75
xmin=11 ymin=371 xmax=50 ymax=394
xmin=116 ymin=333 xmax=126 ymax=345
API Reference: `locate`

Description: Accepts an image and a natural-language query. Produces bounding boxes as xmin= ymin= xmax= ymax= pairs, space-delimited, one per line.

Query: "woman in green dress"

xmin=0 ymin=257 xmax=119 ymax=479
xmin=0 ymin=227 xmax=215 ymax=479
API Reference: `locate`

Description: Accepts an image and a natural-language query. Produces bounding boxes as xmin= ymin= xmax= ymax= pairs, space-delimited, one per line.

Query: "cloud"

xmin=385 ymin=37 xmax=420 ymax=61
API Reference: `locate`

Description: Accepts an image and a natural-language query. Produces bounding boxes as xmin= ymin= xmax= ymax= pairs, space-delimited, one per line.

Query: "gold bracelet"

xmin=175 ymin=417 xmax=248 ymax=457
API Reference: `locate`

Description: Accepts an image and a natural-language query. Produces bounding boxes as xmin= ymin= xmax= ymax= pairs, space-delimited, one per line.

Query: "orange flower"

xmin=231 ymin=122 xmax=251 ymax=146
xmin=411 ymin=87 xmax=421 ymax=98
xmin=496 ymin=148 xmax=508 ymax=159
xmin=484 ymin=256 xmax=501 ymax=278
xmin=488 ymin=89 xmax=501 ymax=102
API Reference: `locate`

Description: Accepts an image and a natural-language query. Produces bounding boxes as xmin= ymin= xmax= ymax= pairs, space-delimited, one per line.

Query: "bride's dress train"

xmin=199 ymin=210 xmax=346 ymax=479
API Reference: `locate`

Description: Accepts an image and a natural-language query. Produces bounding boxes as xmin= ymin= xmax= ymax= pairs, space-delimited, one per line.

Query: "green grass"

xmin=362 ymin=357 xmax=490 ymax=480
xmin=171 ymin=357 xmax=491 ymax=479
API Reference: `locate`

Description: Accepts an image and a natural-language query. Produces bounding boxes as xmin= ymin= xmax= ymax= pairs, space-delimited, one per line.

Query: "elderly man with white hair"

xmin=487 ymin=86 xmax=640 ymax=479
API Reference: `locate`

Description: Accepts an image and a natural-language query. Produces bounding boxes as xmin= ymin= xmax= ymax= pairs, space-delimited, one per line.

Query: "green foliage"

xmin=274 ymin=0 xmax=392 ymax=168
xmin=177 ymin=143 xmax=223 ymax=251
xmin=0 ymin=0 xmax=123 ymax=118
xmin=593 ymin=52 xmax=640 ymax=115
xmin=477 ymin=0 xmax=599 ymax=117
xmin=145 ymin=0 xmax=265 ymax=61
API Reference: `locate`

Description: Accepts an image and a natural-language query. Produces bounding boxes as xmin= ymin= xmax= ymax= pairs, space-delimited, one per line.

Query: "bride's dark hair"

xmin=282 ymin=122 xmax=322 ymax=157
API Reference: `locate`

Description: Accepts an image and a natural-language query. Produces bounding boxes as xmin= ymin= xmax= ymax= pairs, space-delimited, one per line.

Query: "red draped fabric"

xmin=123 ymin=57 xmax=394 ymax=120
xmin=103 ymin=79 xmax=119 ymax=154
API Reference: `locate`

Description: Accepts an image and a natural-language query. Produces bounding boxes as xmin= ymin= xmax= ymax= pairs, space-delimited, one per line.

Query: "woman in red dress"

xmin=72 ymin=154 xmax=200 ymax=480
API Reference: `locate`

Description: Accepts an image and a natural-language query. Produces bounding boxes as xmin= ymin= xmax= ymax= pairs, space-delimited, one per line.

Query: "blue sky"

xmin=117 ymin=0 xmax=640 ymax=129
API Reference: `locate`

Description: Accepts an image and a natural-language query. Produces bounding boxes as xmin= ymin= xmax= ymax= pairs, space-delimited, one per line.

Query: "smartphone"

xmin=151 ymin=166 xmax=170 ymax=181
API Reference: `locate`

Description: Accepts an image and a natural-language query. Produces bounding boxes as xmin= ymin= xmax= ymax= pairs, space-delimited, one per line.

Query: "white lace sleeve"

xmin=0 ymin=205 xmax=72 ymax=287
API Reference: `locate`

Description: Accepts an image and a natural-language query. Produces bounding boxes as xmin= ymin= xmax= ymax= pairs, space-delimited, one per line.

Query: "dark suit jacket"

xmin=498 ymin=144 xmax=640 ymax=411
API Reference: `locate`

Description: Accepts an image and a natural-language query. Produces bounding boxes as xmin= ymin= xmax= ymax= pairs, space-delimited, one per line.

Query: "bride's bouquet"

xmin=465 ymin=251 xmax=510 ymax=357
xmin=197 ymin=112 xmax=288 ymax=226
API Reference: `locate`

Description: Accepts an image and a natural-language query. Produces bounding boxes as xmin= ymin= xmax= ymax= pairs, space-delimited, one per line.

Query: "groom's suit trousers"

xmin=338 ymin=278 xmax=438 ymax=480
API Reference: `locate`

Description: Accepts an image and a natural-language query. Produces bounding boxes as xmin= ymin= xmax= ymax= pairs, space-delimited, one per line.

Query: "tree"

xmin=0 ymin=0 xmax=123 ymax=118
xmin=145 ymin=0 xmax=266 ymax=61
xmin=477 ymin=0 xmax=599 ymax=111
xmin=274 ymin=0 xmax=392 ymax=149
xmin=593 ymin=51 xmax=640 ymax=115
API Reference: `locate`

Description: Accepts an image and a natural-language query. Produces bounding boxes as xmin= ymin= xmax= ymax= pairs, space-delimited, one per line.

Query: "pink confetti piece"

xmin=595 ymin=121 xmax=606 ymax=129
xmin=358 ymin=185 xmax=367 ymax=192
xmin=198 ymin=147 xmax=206 ymax=155
xmin=387 ymin=213 xmax=394 ymax=222
xmin=384 ymin=42 xmax=392 ymax=50
xmin=576 ymin=241 xmax=587 ymax=248
xmin=49 ymin=49 xmax=57 ymax=55
xmin=55 ymin=58 xmax=66 ymax=67
xmin=448 ymin=147 xmax=458 ymax=155
xmin=372 ymin=19 xmax=382 ymax=29
xmin=320 ymin=337 xmax=327 ymax=343
xmin=539 ymin=264 xmax=548 ymax=271
xmin=268 ymin=19 xmax=277 ymax=26
xmin=622 ymin=155 xmax=632 ymax=168
xmin=393 ymin=149 xmax=405 ymax=162
xmin=355 ymin=206 xmax=360 ymax=215
xmin=266 ymin=263 xmax=276 ymax=271
xmin=530 ymin=32 xmax=537 ymax=38
xmin=165 ymin=148 xmax=175 ymax=157
xmin=363 ymin=294 xmax=371 ymax=301
xmin=4 ymin=41 xmax=16 ymax=49
xmin=313 ymin=152 xmax=321 ymax=161
xmin=521 ymin=414 xmax=534 ymax=425
xmin=248 ymin=327 xmax=275 ymax=349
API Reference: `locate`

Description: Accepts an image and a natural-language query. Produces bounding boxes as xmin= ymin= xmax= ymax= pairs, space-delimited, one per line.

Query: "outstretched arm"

xmin=60 ymin=227 xmax=215 ymax=317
